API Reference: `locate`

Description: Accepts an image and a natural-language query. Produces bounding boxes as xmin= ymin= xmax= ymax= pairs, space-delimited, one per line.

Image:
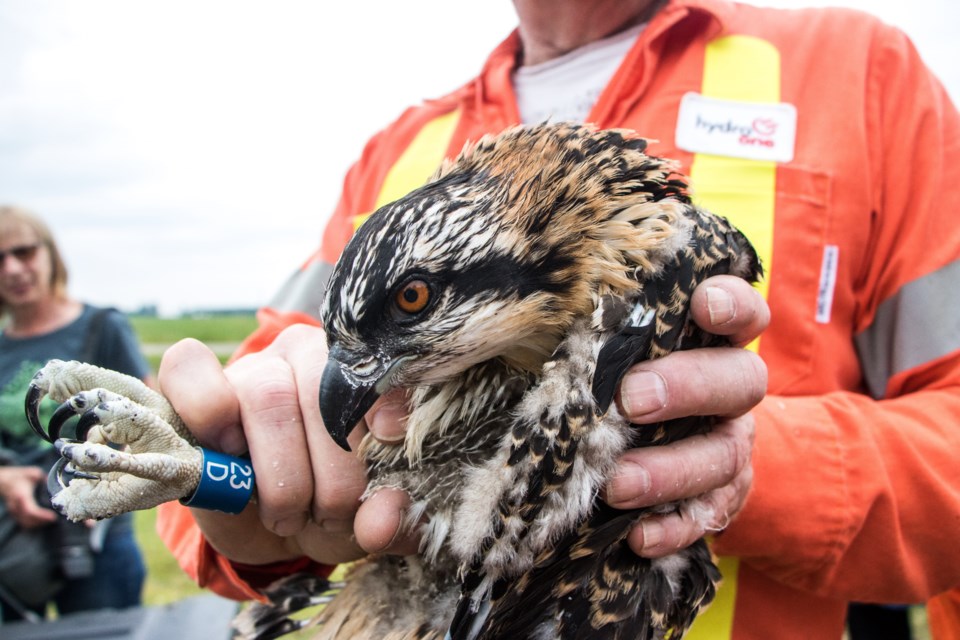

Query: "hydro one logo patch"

xmin=676 ymin=92 xmax=797 ymax=163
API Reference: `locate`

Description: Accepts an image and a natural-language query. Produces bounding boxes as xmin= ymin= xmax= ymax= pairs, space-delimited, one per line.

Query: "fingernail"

xmin=606 ymin=461 xmax=651 ymax=504
xmin=368 ymin=400 xmax=407 ymax=443
xmin=621 ymin=371 xmax=667 ymax=417
xmin=640 ymin=520 xmax=665 ymax=551
xmin=383 ymin=508 xmax=409 ymax=552
xmin=360 ymin=488 xmax=412 ymax=553
xmin=273 ymin=514 xmax=308 ymax=537
xmin=706 ymin=286 xmax=736 ymax=326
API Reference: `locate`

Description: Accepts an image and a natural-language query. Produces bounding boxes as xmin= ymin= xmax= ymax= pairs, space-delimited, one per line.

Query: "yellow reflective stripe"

xmin=685 ymin=35 xmax=781 ymax=640
xmin=685 ymin=554 xmax=741 ymax=639
xmin=690 ymin=34 xmax=778 ymax=308
xmin=352 ymin=109 xmax=462 ymax=232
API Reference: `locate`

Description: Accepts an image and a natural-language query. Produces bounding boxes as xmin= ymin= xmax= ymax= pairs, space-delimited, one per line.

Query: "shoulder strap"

xmin=80 ymin=307 xmax=113 ymax=365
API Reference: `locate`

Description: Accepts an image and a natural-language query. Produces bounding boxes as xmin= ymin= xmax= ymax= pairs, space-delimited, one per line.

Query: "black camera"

xmin=33 ymin=457 xmax=96 ymax=580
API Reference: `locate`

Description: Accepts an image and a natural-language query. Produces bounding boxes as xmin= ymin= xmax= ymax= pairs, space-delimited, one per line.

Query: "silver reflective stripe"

xmin=267 ymin=260 xmax=334 ymax=320
xmin=855 ymin=259 xmax=960 ymax=399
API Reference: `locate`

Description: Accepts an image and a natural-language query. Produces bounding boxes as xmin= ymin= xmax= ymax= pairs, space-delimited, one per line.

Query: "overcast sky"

xmin=1 ymin=1 xmax=957 ymax=316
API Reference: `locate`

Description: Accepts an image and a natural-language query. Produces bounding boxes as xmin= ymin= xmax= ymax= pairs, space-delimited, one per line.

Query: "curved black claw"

xmin=48 ymin=397 xmax=93 ymax=442
xmin=46 ymin=445 xmax=100 ymax=500
xmin=24 ymin=381 xmax=52 ymax=443
xmin=46 ymin=456 xmax=70 ymax=499
xmin=75 ymin=410 xmax=103 ymax=442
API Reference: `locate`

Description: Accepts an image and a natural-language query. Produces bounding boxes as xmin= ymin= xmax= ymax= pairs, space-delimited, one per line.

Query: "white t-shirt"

xmin=512 ymin=23 xmax=646 ymax=125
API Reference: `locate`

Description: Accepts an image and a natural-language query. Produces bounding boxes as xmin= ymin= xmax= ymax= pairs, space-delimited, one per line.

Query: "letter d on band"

xmin=180 ymin=448 xmax=256 ymax=514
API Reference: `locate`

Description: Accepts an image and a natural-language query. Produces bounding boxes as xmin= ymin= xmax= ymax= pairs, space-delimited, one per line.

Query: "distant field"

xmin=129 ymin=314 xmax=258 ymax=368
xmin=130 ymin=314 xmax=258 ymax=344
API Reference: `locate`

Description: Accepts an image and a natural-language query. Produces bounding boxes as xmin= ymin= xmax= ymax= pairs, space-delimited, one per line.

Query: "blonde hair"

xmin=0 ymin=205 xmax=70 ymax=315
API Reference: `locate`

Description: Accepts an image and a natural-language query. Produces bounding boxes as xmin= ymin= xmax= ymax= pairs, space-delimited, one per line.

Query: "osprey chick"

xmin=314 ymin=123 xmax=761 ymax=640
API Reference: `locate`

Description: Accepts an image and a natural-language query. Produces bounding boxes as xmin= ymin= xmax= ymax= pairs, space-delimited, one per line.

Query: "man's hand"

xmin=0 ymin=465 xmax=58 ymax=528
xmin=608 ymin=275 xmax=768 ymax=557
xmin=159 ymin=326 xmax=370 ymax=566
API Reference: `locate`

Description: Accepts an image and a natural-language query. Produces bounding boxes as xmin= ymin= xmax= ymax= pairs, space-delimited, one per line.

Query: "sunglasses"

xmin=0 ymin=244 xmax=41 ymax=268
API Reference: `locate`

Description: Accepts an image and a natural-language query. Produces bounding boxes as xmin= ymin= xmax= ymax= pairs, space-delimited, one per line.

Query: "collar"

xmin=470 ymin=0 xmax=732 ymax=127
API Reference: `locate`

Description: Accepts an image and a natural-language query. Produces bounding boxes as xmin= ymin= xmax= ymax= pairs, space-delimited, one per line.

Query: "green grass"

xmin=912 ymin=607 xmax=932 ymax=640
xmin=134 ymin=508 xmax=205 ymax=605
xmin=130 ymin=314 xmax=258 ymax=344
xmin=130 ymin=313 xmax=258 ymax=370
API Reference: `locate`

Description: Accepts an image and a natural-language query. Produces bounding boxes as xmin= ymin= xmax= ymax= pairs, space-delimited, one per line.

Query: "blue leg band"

xmin=180 ymin=448 xmax=255 ymax=514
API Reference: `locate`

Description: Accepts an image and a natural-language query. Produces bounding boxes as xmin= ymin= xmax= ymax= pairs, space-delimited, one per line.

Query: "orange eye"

xmin=394 ymin=279 xmax=431 ymax=314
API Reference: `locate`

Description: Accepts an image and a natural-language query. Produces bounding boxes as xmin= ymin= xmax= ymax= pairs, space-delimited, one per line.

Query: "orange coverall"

xmin=158 ymin=0 xmax=960 ymax=637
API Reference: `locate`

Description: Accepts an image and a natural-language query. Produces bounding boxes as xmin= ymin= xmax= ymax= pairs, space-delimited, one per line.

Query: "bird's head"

xmin=319 ymin=123 xmax=689 ymax=449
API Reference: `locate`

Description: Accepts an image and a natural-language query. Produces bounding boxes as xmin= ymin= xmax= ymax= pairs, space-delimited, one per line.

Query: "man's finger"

xmin=225 ymin=350 xmax=315 ymax=537
xmin=293 ymin=520 xmax=366 ymax=566
xmin=354 ymin=487 xmax=420 ymax=556
xmin=366 ymin=389 xmax=410 ymax=444
xmin=21 ymin=503 xmax=59 ymax=527
xmin=617 ymin=349 xmax=767 ymax=423
xmin=604 ymin=415 xmax=754 ymax=509
xmin=272 ymin=325 xmax=369 ymax=523
xmin=627 ymin=462 xmax=754 ymax=558
xmin=159 ymin=338 xmax=243 ymax=453
xmin=689 ymin=275 xmax=770 ymax=346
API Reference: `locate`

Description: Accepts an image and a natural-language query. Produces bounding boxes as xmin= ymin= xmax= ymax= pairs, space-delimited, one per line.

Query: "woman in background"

xmin=0 ymin=205 xmax=150 ymax=621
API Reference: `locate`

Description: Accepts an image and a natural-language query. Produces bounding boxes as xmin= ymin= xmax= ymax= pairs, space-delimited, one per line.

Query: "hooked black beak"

xmin=319 ymin=356 xmax=382 ymax=452
xmin=320 ymin=347 xmax=415 ymax=452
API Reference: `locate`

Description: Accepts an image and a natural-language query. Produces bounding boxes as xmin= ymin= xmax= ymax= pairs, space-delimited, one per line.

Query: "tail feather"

xmin=232 ymin=573 xmax=342 ymax=640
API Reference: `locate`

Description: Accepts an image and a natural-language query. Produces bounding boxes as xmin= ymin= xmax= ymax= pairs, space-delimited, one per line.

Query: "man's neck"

xmin=513 ymin=0 xmax=663 ymax=66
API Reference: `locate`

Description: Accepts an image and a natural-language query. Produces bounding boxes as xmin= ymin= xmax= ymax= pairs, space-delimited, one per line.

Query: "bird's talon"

xmin=24 ymin=382 xmax=51 ymax=442
xmin=76 ymin=409 xmax=103 ymax=441
xmin=49 ymin=399 xmax=83 ymax=441
xmin=22 ymin=360 xmax=206 ymax=523
xmin=47 ymin=454 xmax=100 ymax=494
xmin=46 ymin=457 xmax=70 ymax=495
